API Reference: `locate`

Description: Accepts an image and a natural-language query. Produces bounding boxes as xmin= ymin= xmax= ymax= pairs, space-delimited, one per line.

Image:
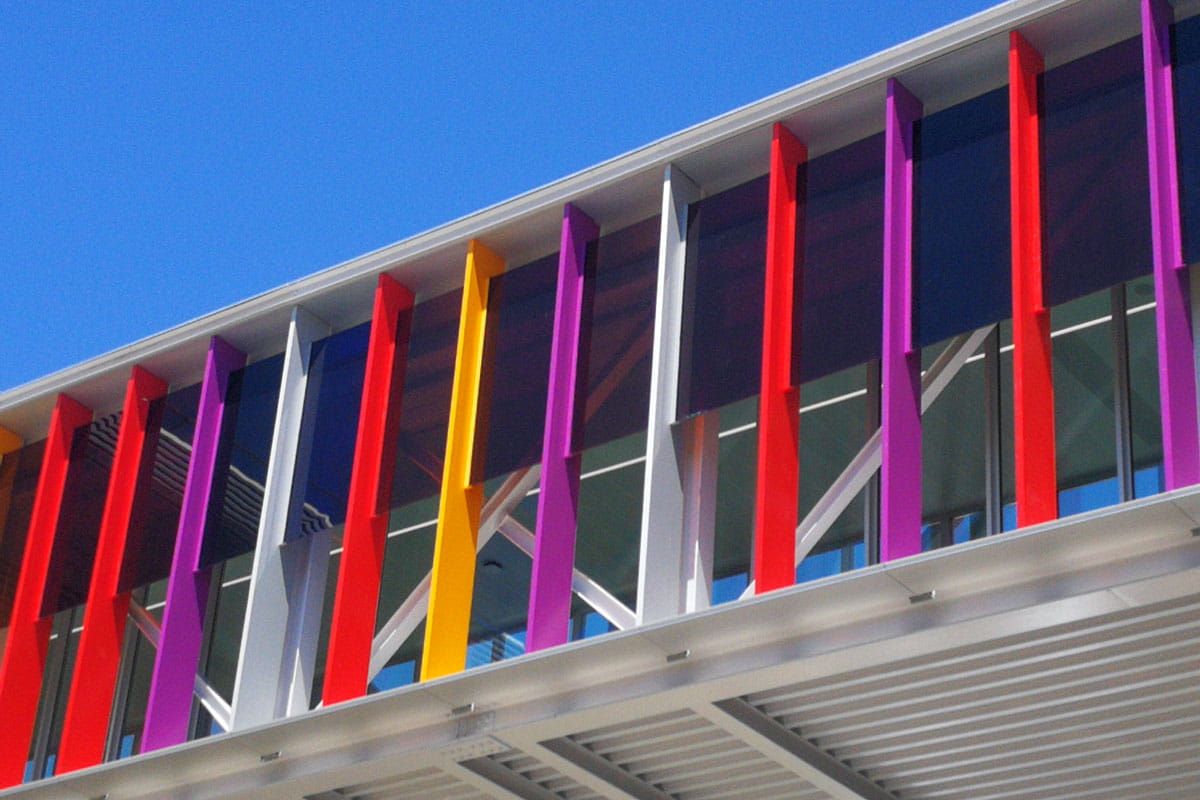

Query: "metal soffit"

xmin=0 ymin=0 xmax=1160 ymax=438
xmin=5 ymin=483 xmax=1199 ymax=799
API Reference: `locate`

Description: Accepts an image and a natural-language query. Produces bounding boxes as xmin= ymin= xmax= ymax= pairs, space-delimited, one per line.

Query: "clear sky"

xmin=0 ymin=1 xmax=997 ymax=391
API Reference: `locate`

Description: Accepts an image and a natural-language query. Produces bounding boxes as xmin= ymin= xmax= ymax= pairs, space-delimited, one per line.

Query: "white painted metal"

xmin=637 ymin=164 xmax=701 ymax=625
xmin=700 ymin=699 xmax=896 ymax=800
xmin=498 ymin=516 xmax=637 ymax=631
xmin=368 ymin=465 xmax=540 ymax=679
xmin=230 ymin=306 xmax=330 ymax=731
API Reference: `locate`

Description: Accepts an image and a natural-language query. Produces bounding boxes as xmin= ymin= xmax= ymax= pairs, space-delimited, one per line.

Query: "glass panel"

xmin=1126 ymin=277 xmax=1163 ymax=496
xmin=798 ymin=364 xmax=872 ymax=557
xmin=795 ymin=133 xmax=885 ymax=384
xmin=389 ymin=288 xmax=461 ymax=513
xmin=581 ymin=217 xmax=659 ymax=450
xmin=473 ymin=254 xmax=557 ymax=483
xmin=915 ymin=88 xmax=1011 ymax=346
xmin=369 ymin=506 xmax=437 ymax=691
xmin=573 ymin=433 xmax=645 ymax=612
xmin=197 ymin=554 xmax=252 ymax=705
xmin=712 ymin=397 xmax=757 ymax=598
xmin=680 ymin=176 xmax=769 ymax=416
xmin=118 ymin=382 xmax=201 ymax=593
xmin=0 ymin=439 xmax=44 ymax=628
xmin=1173 ymin=14 xmax=1200 ymax=263
xmin=1053 ymin=290 xmax=1120 ymax=513
xmin=198 ymin=353 xmax=285 ymax=569
xmin=921 ymin=342 xmax=987 ymax=548
xmin=288 ymin=322 xmax=369 ymax=540
xmin=1042 ymin=36 xmax=1152 ymax=305
xmin=42 ymin=413 xmax=120 ymax=616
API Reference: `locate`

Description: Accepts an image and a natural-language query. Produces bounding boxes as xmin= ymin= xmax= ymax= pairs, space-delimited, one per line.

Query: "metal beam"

xmin=704 ymin=699 xmax=898 ymax=800
xmin=1142 ymin=0 xmax=1200 ymax=489
xmin=527 ymin=204 xmax=600 ymax=652
xmin=142 ymin=336 xmax=245 ymax=752
xmin=879 ymin=77 xmax=923 ymax=561
xmin=0 ymin=393 xmax=93 ymax=787
xmin=231 ymin=306 xmax=330 ymax=731
xmin=422 ymin=240 xmax=506 ymax=681
xmin=637 ymin=163 xmax=701 ymax=625
xmin=539 ymin=736 xmax=675 ymax=800
xmin=324 ymin=276 xmax=415 ymax=703
xmin=456 ymin=757 xmax=564 ymax=800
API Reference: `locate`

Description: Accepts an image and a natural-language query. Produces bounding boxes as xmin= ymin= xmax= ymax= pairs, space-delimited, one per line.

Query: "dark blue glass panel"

xmin=389 ymin=288 xmax=461 ymax=510
xmin=915 ymin=88 xmax=1011 ymax=346
xmin=680 ymin=175 xmax=769 ymax=416
xmin=581 ymin=217 xmax=659 ymax=450
xmin=473 ymin=254 xmax=557 ymax=482
xmin=199 ymin=353 xmax=284 ymax=569
xmin=0 ymin=440 xmax=44 ymax=627
xmin=1174 ymin=14 xmax=1200 ymax=264
xmin=118 ymin=382 xmax=200 ymax=593
xmin=288 ymin=322 xmax=370 ymax=537
xmin=796 ymin=133 xmax=885 ymax=383
xmin=42 ymin=413 xmax=120 ymax=615
xmin=1043 ymin=36 xmax=1152 ymax=306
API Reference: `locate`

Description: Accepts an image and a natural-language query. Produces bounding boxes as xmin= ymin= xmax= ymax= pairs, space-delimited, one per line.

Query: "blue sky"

xmin=0 ymin=1 xmax=997 ymax=390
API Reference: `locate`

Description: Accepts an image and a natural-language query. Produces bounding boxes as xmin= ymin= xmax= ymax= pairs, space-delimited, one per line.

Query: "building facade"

xmin=0 ymin=0 xmax=1199 ymax=797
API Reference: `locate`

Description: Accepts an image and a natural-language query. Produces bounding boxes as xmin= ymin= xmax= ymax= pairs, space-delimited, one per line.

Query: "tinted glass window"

xmin=915 ymin=88 xmax=1011 ymax=346
xmin=473 ymin=254 xmax=557 ymax=482
xmin=796 ymin=133 xmax=885 ymax=383
xmin=0 ymin=440 xmax=44 ymax=627
xmin=1174 ymin=14 xmax=1200 ymax=264
xmin=680 ymin=176 xmax=769 ymax=416
xmin=290 ymin=322 xmax=370 ymax=537
xmin=118 ymin=383 xmax=201 ymax=593
xmin=389 ymin=289 xmax=461 ymax=511
xmin=1043 ymin=36 xmax=1152 ymax=305
xmin=42 ymin=414 xmax=120 ymax=615
xmin=580 ymin=217 xmax=659 ymax=449
xmin=198 ymin=353 xmax=284 ymax=568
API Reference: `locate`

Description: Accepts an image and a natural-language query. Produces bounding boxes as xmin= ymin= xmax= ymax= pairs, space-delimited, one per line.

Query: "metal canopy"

xmin=6 ymin=484 xmax=1198 ymax=799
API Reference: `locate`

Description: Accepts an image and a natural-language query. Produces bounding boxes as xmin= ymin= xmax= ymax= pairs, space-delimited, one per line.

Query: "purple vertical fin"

xmin=141 ymin=336 xmax=245 ymax=752
xmin=1143 ymin=0 xmax=1200 ymax=489
xmin=526 ymin=204 xmax=599 ymax=652
xmin=880 ymin=78 xmax=923 ymax=561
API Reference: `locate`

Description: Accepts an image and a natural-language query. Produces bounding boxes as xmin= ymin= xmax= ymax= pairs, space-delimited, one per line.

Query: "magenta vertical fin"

xmin=526 ymin=203 xmax=599 ymax=652
xmin=880 ymin=78 xmax=923 ymax=561
xmin=1143 ymin=0 xmax=1200 ymax=489
xmin=141 ymin=336 xmax=245 ymax=752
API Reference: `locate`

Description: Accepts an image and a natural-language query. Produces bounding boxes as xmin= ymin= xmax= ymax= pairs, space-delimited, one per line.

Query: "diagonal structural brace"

xmin=742 ymin=325 xmax=993 ymax=598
